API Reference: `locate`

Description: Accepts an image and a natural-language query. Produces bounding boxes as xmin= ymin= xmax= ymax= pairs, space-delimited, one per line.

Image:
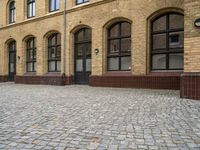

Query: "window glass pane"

xmin=57 ymin=61 xmax=61 ymax=71
xmin=86 ymin=43 xmax=91 ymax=57
xmin=29 ymin=39 xmax=34 ymax=48
xmin=33 ymin=2 xmax=35 ymax=16
xmin=77 ymin=44 xmax=84 ymax=57
xmin=33 ymin=62 xmax=36 ymax=72
xmin=50 ymin=0 xmax=55 ymax=11
xmin=152 ymin=54 xmax=166 ymax=70
xmin=49 ymin=47 xmax=56 ymax=58
xmin=49 ymin=61 xmax=55 ymax=71
xmin=57 ymin=34 xmax=61 ymax=45
xmin=27 ymin=63 xmax=33 ymax=72
xmin=170 ymin=14 xmax=184 ymax=29
xmin=85 ymin=29 xmax=91 ymax=41
xmin=10 ymin=63 xmax=15 ymax=73
xmin=27 ymin=50 xmax=33 ymax=60
xmin=9 ymin=43 xmax=15 ymax=51
xmin=121 ymin=57 xmax=131 ymax=70
xmin=77 ymin=0 xmax=82 ymax=4
xmin=33 ymin=50 xmax=36 ymax=59
xmin=169 ymin=32 xmax=184 ymax=48
xmin=30 ymin=50 xmax=34 ymax=60
xmin=27 ymin=42 xmax=31 ymax=49
xmin=121 ymin=22 xmax=131 ymax=37
xmin=10 ymin=53 xmax=15 ymax=63
xmin=169 ymin=53 xmax=183 ymax=69
xmin=76 ymin=0 xmax=89 ymax=4
xmin=110 ymin=24 xmax=119 ymax=38
xmin=11 ymin=2 xmax=15 ymax=8
xmin=109 ymin=39 xmax=120 ymax=53
xmin=153 ymin=34 xmax=166 ymax=49
xmin=27 ymin=4 xmax=30 ymax=17
xmin=108 ymin=57 xmax=119 ymax=70
xmin=11 ymin=10 xmax=15 ymax=23
xmin=121 ymin=38 xmax=131 ymax=52
xmin=86 ymin=59 xmax=91 ymax=72
xmin=50 ymin=36 xmax=56 ymax=46
xmin=56 ymin=46 xmax=61 ymax=58
xmin=55 ymin=0 xmax=59 ymax=10
xmin=153 ymin=16 xmax=166 ymax=32
xmin=77 ymin=30 xmax=84 ymax=42
xmin=76 ymin=59 xmax=83 ymax=71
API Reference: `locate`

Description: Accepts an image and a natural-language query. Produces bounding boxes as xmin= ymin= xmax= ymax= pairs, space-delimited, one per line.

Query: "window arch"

xmin=107 ymin=21 xmax=131 ymax=71
xmin=151 ymin=12 xmax=184 ymax=70
xmin=49 ymin=0 xmax=59 ymax=12
xmin=48 ymin=33 xmax=61 ymax=72
xmin=27 ymin=0 xmax=35 ymax=18
xmin=26 ymin=37 xmax=36 ymax=72
xmin=9 ymin=1 xmax=16 ymax=23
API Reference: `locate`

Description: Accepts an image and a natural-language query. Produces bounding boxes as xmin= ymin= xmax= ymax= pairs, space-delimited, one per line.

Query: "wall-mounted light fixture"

xmin=95 ymin=48 xmax=99 ymax=55
xmin=194 ymin=18 xmax=200 ymax=28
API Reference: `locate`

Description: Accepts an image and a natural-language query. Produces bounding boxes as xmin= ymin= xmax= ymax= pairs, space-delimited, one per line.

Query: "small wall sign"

xmin=194 ymin=18 xmax=200 ymax=27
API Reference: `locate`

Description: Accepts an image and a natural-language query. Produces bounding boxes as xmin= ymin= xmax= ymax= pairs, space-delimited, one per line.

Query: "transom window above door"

xmin=151 ymin=13 xmax=184 ymax=71
xmin=76 ymin=0 xmax=89 ymax=5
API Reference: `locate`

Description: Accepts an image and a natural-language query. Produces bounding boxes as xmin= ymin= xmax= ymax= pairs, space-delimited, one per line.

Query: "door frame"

xmin=74 ymin=28 xmax=92 ymax=84
xmin=8 ymin=41 xmax=16 ymax=81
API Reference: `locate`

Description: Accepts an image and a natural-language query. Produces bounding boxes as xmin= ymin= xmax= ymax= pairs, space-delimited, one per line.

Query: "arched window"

xmin=48 ymin=33 xmax=61 ymax=72
xmin=107 ymin=22 xmax=131 ymax=71
xmin=27 ymin=0 xmax=35 ymax=18
xmin=49 ymin=0 xmax=59 ymax=12
xmin=151 ymin=13 xmax=184 ymax=70
xmin=9 ymin=1 xmax=16 ymax=23
xmin=26 ymin=37 xmax=36 ymax=72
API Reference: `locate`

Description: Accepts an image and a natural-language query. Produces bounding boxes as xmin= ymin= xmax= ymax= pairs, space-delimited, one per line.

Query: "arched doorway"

xmin=8 ymin=41 xmax=16 ymax=81
xmin=74 ymin=28 xmax=91 ymax=84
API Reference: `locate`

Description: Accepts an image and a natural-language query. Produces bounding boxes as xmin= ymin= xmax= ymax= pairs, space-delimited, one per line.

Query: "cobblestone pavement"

xmin=0 ymin=83 xmax=200 ymax=150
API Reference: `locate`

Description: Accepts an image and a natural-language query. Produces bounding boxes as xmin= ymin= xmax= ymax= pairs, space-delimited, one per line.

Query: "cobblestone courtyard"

xmin=0 ymin=83 xmax=200 ymax=150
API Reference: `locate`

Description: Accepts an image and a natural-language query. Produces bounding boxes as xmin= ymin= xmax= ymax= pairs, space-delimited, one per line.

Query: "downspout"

xmin=63 ymin=0 xmax=67 ymax=76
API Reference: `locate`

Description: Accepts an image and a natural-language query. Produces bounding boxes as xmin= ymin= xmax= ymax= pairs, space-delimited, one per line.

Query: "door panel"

xmin=8 ymin=41 xmax=16 ymax=81
xmin=74 ymin=28 xmax=91 ymax=84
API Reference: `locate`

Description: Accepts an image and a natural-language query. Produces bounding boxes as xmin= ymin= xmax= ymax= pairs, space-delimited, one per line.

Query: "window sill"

xmin=148 ymin=71 xmax=183 ymax=76
xmin=23 ymin=72 xmax=36 ymax=76
xmin=73 ymin=2 xmax=90 ymax=8
xmin=45 ymin=72 xmax=61 ymax=76
xmin=26 ymin=16 xmax=35 ymax=20
xmin=104 ymin=71 xmax=132 ymax=76
xmin=7 ymin=22 xmax=16 ymax=26
xmin=47 ymin=10 xmax=60 ymax=15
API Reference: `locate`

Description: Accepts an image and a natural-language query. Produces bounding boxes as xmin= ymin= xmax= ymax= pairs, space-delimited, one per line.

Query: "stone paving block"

xmin=0 ymin=84 xmax=200 ymax=149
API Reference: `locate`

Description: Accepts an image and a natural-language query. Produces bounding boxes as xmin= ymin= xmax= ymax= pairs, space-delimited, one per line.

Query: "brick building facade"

xmin=0 ymin=0 xmax=199 ymax=100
